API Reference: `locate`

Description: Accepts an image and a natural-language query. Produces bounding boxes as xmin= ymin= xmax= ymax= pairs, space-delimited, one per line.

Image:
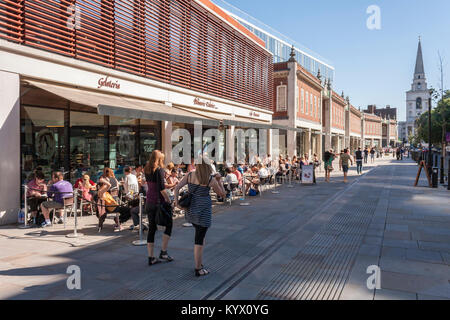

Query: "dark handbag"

xmin=155 ymin=202 xmax=172 ymax=227
xmin=178 ymin=190 xmax=192 ymax=208
xmin=178 ymin=173 xmax=199 ymax=209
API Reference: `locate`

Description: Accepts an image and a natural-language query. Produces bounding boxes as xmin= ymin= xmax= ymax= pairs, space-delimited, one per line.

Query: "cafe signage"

xmin=193 ymin=97 xmax=217 ymax=109
xmin=249 ymin=111 xmax=260 ymax=118
xmin=98 ymin=76 xmax=121 ymax=89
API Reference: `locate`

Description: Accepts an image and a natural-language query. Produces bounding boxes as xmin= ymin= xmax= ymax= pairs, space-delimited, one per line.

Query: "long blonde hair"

xmin=82 ymin=174 xmax=91 ymax=189
xmin=145 ymin=150 xmax=165 ymax=175
xmin=195 ymin=162 xmax=213 ymax=185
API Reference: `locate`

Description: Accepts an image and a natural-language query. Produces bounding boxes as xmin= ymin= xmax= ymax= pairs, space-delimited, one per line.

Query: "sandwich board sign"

xmin=301 ymin=165 xmax=314 ymax=184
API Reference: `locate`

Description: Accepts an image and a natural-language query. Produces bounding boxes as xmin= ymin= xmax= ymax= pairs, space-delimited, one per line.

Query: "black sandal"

xmin=148 ymin=257 xmax=160 ymax=266
xmin=195 ymin=267 xmax=210 ymax=277
xmin=159 ymin=251 xmax=174 ymax=262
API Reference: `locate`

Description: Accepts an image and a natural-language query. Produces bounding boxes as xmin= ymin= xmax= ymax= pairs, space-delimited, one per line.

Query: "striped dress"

xmin=186 ymin=180 xmax=212 ymax=228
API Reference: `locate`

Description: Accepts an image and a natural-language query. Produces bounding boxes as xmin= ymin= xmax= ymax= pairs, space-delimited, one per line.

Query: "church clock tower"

xmin=405 ymin=38 xmax=430 ymax=142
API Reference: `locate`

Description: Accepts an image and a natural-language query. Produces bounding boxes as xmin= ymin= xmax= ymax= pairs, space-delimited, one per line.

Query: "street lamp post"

xmin=428 ymin=95 xmax=432 ymax=170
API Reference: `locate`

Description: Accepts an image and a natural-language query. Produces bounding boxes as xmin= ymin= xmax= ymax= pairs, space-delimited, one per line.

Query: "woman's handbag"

xmin=155 ymin=201 xmax=172 ymax=227
xmin=178 ymin=173 xmax=199 ymax=209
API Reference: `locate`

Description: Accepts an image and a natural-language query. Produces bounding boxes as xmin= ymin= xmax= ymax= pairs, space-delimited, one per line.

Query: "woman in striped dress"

xmin=175 ymin=161 xmax=226 ymax=277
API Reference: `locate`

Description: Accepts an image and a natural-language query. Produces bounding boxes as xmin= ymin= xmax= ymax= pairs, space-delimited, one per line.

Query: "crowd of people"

xmin=24 ymin=145 xmax=390 ymax=277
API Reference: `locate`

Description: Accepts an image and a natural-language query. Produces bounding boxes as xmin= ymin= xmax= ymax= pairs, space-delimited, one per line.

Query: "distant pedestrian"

xmin=339 ymin=149 xmax=353 ymax=183
xmin=370 ymin=148 xmax=375 ymax=163
xmin=364 ymin=148 xmax=369 ymax=164
xmin=324 ymin=149 xmax=336 ymax=183
xmin=355 ymin=147 xmax=363 ymax=175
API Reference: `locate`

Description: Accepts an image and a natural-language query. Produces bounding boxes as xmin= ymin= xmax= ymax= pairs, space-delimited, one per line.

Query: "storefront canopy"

xmin=173 ymin=106 xmax=273 ymax=130
xmin=23 ymin=80 xmax=220 ymax=127
xmin=271 ymin=124 xmax=304 ymax=133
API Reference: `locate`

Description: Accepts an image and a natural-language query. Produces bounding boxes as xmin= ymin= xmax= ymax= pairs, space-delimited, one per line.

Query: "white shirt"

xmin=225 ymin=173 xmax=239 ymax=185
xmin=124 ymin=173 xmax=139 ymax=196
xmin=258 ymin=168 xmax=269 ymax=178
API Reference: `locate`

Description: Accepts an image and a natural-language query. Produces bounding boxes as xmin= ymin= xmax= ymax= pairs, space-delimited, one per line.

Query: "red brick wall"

xmin=297 ymin=80 xmax=321 ymax=123
xmin=273 ymin=77 xmax=288 ymax=118
xmin=350 ymin=112 xmax=361 ymax=135
xmin=331 ymin=100 xmax=346 ymax=130
xmin=365 ymin=120 xmax=382 ymax=136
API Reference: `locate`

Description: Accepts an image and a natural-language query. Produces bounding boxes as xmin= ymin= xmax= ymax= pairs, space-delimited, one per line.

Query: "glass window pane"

xmin=21 ymin=106 xmax=65 ymax=183
xmin=70 ymin=111 xmax=105 ymax=183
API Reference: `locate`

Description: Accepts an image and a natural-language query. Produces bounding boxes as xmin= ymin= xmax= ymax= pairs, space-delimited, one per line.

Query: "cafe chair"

xmin=50 ymin=197 xmax=75 ymax=228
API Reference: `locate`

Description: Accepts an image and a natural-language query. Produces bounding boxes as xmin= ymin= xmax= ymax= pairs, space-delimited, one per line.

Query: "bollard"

xmin=432 ymin=167 xmax=439 ymax=188
xmin=448 ymin=158 xmax=450 ymax=191
xmin=67 ymin=189 xmax=83 ymax=238
xmin=272 ymin=169 xmax=280 ymax=194
xmin=133 ymin=194 xmax=147 ymax=246
xmin=19 ymin=185 xmax=31 ymax=229
xmin=240 ymin=176 xmax=250 ymax=206
xmin=287 ymin=169 xmax=294 ymax=188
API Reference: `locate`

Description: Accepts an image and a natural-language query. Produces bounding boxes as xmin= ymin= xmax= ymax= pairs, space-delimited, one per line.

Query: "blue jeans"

xmin=356 ymin=160 xmax=363 ymax=174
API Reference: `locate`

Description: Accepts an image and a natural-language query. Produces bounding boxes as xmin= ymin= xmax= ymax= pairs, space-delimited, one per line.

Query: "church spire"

xmin=414 ymin=37 xmax=425 ymax=76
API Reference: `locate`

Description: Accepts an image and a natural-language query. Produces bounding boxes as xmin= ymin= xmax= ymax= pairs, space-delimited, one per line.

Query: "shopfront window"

xmin=140 ymin=119 xmax=161 ymax=165
xmin=109 ymin=117 xmax=138 ymax=178
xmin=21 ymin=106 xmax=65 ymax=183
xmin=70 ymin=111 xmax=105 ymax=183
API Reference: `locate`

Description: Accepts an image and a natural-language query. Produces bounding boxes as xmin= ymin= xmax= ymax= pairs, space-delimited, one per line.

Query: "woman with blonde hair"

xmin=79 ymin=174 xmax=94 ymax=202
xmin=144 ymin=150 xmax=173 ymax=266
xmin=97 ymin=167 xmax=127 ymax=232
xmin=174 ymin=158 xmax=226 ymax=277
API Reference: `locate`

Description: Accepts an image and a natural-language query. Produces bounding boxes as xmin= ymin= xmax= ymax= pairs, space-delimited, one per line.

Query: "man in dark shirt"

xmin=363 ymin=148 xmax=369 ymax=164
xmin=355 ymin=147 xmax=363 ymax=175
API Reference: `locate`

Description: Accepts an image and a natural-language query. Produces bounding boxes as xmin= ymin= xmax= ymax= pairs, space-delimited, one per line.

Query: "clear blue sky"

xmin=215 ymin=0 xmax=450 ymax=121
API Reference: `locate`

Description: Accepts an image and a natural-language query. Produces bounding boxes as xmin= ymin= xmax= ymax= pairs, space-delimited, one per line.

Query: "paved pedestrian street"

xmin=1 ymin=159 xmax=449 ymax=300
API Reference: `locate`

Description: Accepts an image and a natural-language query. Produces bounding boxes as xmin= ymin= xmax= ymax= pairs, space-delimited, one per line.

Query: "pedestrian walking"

xmin=174 ymin=158 xmax=226 ymax=277
xmin=355 ymin=147 xmax=363 ymax=174
xmin=339 ymin=149 xmax=353 ymax=183
xmin=364 ymin=147 xmax=369 ymax=164
xmin=324 ymin=149 xmax=336 ymax=183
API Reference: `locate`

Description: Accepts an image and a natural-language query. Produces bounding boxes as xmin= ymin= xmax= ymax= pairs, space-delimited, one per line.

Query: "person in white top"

xmin=258 ymin=164 xmax=269 ymax=179
xmin=225 ymin=167 xmax=239 ymax=185
xmin=123 ymin=166 xmax=139 ymax=199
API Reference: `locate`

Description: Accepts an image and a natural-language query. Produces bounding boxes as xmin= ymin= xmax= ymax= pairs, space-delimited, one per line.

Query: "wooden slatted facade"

xmin=0 ymin=0 xmax=273 ymax=110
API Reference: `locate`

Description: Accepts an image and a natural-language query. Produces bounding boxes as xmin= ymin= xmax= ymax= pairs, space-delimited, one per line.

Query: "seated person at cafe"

xmin=243 ymin=166 xmax=259 ymax=195
xmin=74 ymin=175 xmax=96 ymax=190
xmin=224 ymin=167 xmax=239 ymax=199
xmin=78 ymin=174 xmax=96 ymax=202
xmin=231 ymin=165 xmax=243 ymax=186
xmin=40 ymin=172 xmax=73 ymax=227
xmin=26 ymin=171 xmax=47 ymax=225
xmin=258 ymin=163 xmax=269 ymax=179
xmin=123 ymin=166 xmax=139 ymax=200
xmin=96 ymin=173 xmax=130 ymax=232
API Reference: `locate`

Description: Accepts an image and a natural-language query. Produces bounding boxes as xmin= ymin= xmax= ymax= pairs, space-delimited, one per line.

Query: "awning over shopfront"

xmin=23 ymin=79 xmax=220 ymax=127
xmin=173 ymin=106 xmax=272 ymax=130
xmin=271 ymin=124 xmax=303 ymax=133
